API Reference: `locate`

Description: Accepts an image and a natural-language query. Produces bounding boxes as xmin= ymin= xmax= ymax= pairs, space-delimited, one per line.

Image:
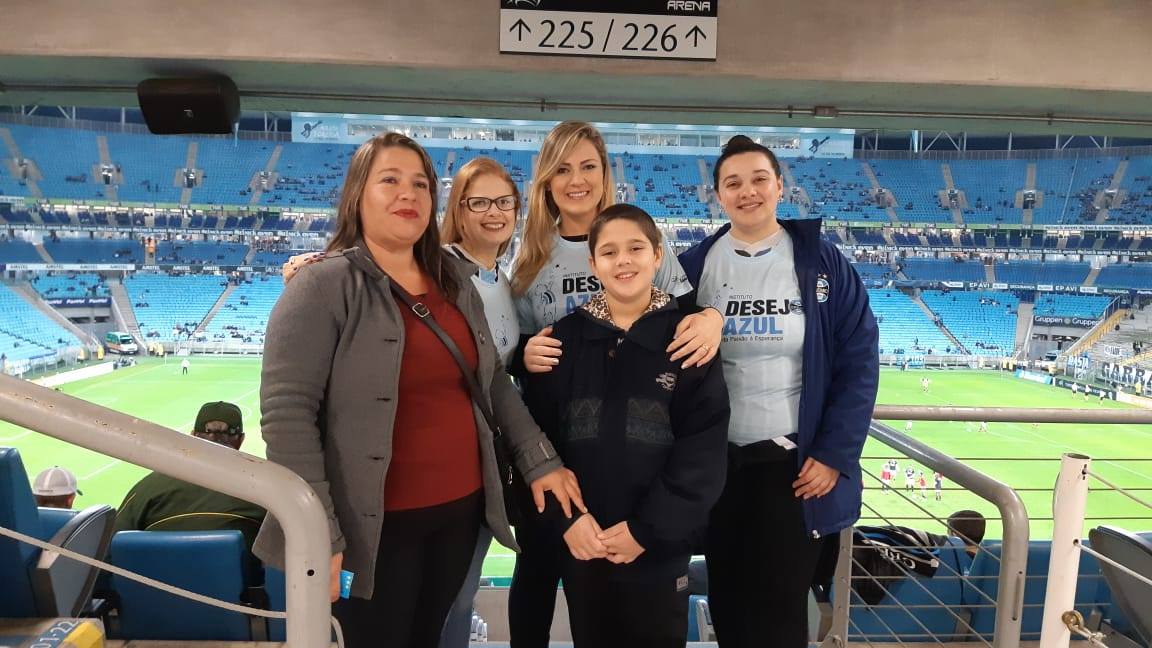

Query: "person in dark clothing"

xmin=114 ymin=401 xmax=266 ymax=549
xmin=522 ymin=205 xmax=730 ymax=648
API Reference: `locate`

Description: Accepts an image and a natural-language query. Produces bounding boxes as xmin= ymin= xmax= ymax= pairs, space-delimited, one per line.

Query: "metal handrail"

xmin=873 ymin=405 xmax=1152 ymax=424
xmin=0 ymin=374 xmax=331 ymax=646
xmin=849 ymin=421 xmax=1032 ymax=648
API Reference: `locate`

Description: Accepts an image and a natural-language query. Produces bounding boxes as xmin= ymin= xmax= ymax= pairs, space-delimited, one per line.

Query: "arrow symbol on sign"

xmin=510 ymin=19 xmax=531 ymax=40
xmin=687 ymin=25 xmax=706 ymax=46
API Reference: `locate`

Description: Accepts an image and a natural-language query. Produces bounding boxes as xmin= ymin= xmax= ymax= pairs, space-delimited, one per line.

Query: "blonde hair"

xmin=327 ymin=132 xmax=459 ymax=299
xmin=510 ymin=121 xmax=614 ymax=295
xmin=440 ymin=157 xmax=521 ymax=259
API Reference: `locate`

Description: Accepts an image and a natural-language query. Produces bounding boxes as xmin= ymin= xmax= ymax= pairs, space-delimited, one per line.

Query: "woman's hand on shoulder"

xmin=667 ymin=307 xmax=723 ymax=368
xmin=282 ymin=252 xmax=325 ymax=284
xmin=523 ymin=326 xmax=563 ymax=373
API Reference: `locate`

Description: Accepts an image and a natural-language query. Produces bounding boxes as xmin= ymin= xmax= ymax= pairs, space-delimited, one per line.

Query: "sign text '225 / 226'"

xmin=500 ymin=11 xmax=716 ymax=60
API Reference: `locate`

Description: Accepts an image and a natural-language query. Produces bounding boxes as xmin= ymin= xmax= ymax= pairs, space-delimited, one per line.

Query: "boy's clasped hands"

xmin=563 ymin=514 xmax=646 ymax=564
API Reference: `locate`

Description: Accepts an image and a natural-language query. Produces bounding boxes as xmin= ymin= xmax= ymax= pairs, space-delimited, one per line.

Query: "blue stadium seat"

xmin=0 ymin=447 xmax=115 ymax=618
xmin=1088 ymin=527 xmax=1152 ymax=646
xmin=108 ymin=530 xmax=258 ymax=641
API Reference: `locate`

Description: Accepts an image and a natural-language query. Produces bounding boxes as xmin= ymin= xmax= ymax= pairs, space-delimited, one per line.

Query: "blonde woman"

xmin=507 ymin=121 xmax=723 ymax=646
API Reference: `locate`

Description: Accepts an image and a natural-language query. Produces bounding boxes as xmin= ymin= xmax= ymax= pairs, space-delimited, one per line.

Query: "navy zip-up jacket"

xmin=522 ymin=298 xmax=730 ymax=581
xmin=678 ymin=218 xmax=879 ymax=539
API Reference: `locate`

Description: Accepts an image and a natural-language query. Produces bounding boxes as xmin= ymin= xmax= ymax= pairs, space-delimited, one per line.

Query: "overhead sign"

xmin=500 ymin=0 xmax=717 ymax=60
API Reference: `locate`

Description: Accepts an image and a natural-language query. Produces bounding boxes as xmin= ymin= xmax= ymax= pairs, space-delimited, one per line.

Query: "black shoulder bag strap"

xmin=388 ymin=281 xmax=517 ymax=491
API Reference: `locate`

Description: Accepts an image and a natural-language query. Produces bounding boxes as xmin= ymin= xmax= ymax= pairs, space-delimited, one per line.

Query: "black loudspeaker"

xmin=136 ymin=77 xmax=240 ymax=135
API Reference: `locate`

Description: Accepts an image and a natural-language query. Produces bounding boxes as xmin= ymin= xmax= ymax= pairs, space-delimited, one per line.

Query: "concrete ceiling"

xmin=3 ymin=55 xmax=1152 ymax=137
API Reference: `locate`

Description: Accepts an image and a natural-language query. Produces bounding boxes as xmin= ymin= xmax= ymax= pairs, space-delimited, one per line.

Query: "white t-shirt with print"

xmin=697 ymin=231 xmax=806 ymax=446
xmin=515 ymin=232 xmax=691 ymax=334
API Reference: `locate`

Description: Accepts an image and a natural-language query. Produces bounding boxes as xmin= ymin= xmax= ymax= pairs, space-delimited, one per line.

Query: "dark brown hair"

xmin=946 ymin=509 xmax=987 ymax=547
xmin=328 ymin=132 xmax=459 ymax=299
xmin=588 ymin=203 xmax=662 ymax=255
xmin=713 ymin=135 xmax=783 ymax=190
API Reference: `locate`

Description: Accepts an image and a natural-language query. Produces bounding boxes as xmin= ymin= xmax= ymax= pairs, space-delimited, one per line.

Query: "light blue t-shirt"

xmin=446 ymin=245 xmax=518 ymax=366
xmin=697 ymin=231 xmax=806 ymax=446
xmin=515 ymin=232 xmax=691 ymax=334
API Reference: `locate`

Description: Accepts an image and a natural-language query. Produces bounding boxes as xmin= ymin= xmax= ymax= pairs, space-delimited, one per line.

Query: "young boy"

xmin=522 ymin=204 xmax=730 ymax=648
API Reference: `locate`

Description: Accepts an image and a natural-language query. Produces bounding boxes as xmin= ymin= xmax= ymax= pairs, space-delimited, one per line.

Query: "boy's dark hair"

xmin=587 ymin=203 xmax=662 ymax=255
xmin=712 ymin=135 xmax=783 ymax=190
xmin=946 ymin=509 xmax=987 ymax=546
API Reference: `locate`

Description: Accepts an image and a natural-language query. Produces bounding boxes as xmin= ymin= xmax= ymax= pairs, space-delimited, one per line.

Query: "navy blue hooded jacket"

xmin=678 ymin=217 xmax=880 ymax=538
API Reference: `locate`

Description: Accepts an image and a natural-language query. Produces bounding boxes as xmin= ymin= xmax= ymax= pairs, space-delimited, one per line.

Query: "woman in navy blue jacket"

xmin=678 ymin=136 xmax=879 ymax=648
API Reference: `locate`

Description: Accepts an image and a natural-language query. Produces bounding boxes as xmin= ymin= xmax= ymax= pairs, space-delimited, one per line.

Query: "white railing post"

xmin=1039 ymin=453 xmax=1091 ymax=648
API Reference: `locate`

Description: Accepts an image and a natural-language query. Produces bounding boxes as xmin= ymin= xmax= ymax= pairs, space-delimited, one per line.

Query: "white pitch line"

xmin=0 ymin=430 xmax=33 ymax=443
xmin=914 ymin=387 xmax=1151 ymax=482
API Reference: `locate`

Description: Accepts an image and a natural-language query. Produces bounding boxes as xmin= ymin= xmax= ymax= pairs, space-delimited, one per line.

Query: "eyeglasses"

xmin=462 ymin=195 xmax=517 ymax=213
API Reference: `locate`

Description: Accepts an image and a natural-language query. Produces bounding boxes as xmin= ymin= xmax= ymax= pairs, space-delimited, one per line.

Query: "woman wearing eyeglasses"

xmin=436 ymin=157 xmax=523 ymax=648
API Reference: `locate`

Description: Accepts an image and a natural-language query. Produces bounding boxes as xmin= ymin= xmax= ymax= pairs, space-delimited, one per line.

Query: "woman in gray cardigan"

xmin=254 ymin=133 xmax=584 ymax=648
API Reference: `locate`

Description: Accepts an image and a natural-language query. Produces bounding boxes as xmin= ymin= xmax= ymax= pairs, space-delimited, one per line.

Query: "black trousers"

xmin=706 ymin=442 xmax=830 ymax=648
xmin=333 ymin=490 xmax=483 ymax=648
xmin=507 ymin=516 xmax=564 ymax=648
xmin=564 ymin=558 xmax=689 ymax=648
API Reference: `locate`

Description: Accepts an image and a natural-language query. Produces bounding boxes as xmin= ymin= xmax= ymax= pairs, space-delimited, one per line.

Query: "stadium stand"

xmin=1031 ymin=158 xmax=1117 ymax=225
xmin=994 ymin=261 xmax=1091 ymax=286
xmin=1032 ymin=294 xmax=1113 ymax=319
xmin=261 ymin=143 xmax=353 ymax=207
xmin=1096 ymin=263 xmax=1152 ymax=290
xmin=920 ymin=290 xmax=1019 ymax=355
xmin=0 ymin=284 xmax=82 ymax=360
xmin=790 ymin=158 xmax=889 ymax=221
xmin=867 ymin=289 xmax=955 ymax=354
xmin=105 ymin=132 xmax=187 ymax=204
xmin=853 ymin=262 xmax=897 ymax=286
xmin=0 ymin=239 xmax=44 ymax=263
xmin=31 ymin=272 xmax=109 ymax=299
xmin=901 ymin=258 xmax=985 ymax=282
xmin=6 ymin=125 xmax=103 ymax=202
xmin=618 ymin=153 xmax=710 ymax=218
xmin=948 ymin=160 xmax=1026 ymax=225
xmin=194 ymin=139 xmax=274 ymax=206
xmin=869 ymin=160 xmax=950 ymax=223
xmin=1112 ymin=155 xmax=1152 ymax=226
xmin=123 ymin=273 xmax=228 ymax=341
xmin=155 ymin=240 xmax=249 ymax=266
xmin=42 ymin=238 xmax=143 ymax=264
xmin=203 ymin=277 xmax=283 ymax=344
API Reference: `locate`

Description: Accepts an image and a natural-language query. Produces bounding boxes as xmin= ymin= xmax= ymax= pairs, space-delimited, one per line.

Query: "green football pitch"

xmin=3 ymin=357 xmax=1150 ymax=578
